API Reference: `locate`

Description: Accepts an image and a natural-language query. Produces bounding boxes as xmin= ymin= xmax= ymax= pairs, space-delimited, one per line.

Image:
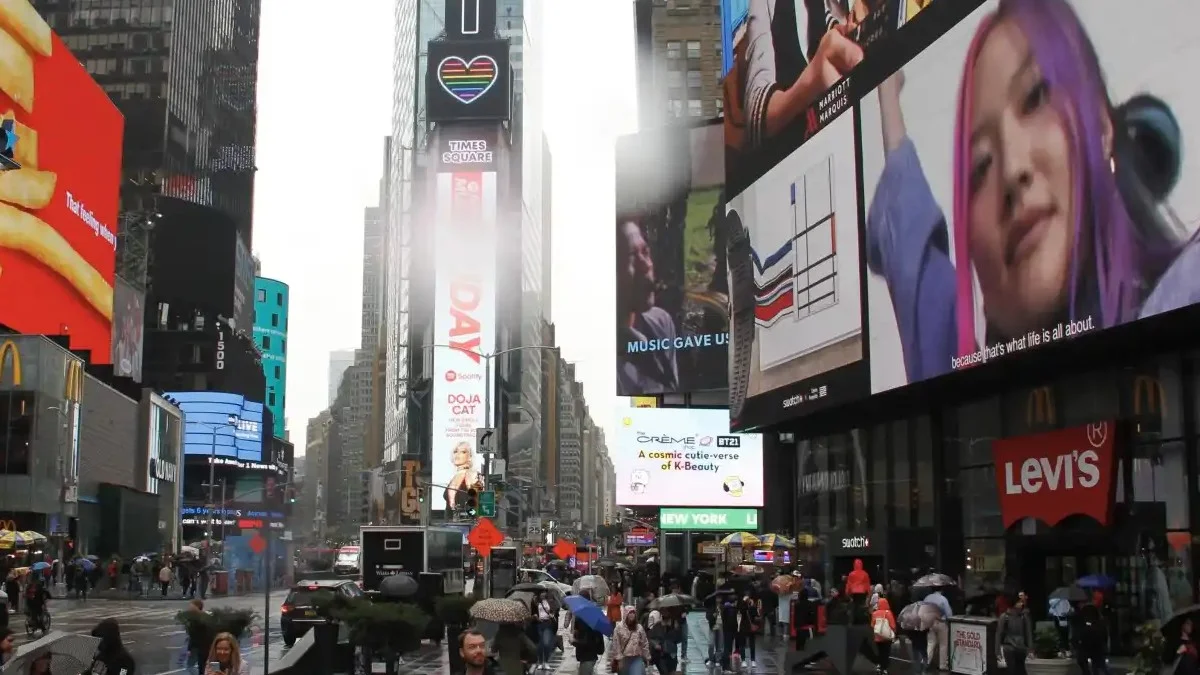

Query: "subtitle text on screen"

xmin=950 ymin=316 xmax=1096 ymax=371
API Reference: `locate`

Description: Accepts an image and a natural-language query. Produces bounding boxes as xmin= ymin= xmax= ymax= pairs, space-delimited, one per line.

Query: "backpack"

xmin=873 ymin=615 xmax=895 ymax=641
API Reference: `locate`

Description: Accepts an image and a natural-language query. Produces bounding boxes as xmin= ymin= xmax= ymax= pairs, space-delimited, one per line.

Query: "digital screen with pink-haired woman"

xmin=862 ymin=0 xmax=1200 ymax=393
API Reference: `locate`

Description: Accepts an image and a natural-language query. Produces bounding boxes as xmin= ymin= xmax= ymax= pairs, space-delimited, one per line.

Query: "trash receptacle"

xmin=212 ymin=570 xmax=229 ymax=596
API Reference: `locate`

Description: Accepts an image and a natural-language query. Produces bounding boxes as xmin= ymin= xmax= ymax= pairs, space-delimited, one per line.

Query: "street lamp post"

xmin=198 ymin=415 xmax=239 ymax=563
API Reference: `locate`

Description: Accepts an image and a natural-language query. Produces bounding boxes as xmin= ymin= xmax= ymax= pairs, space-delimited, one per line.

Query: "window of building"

xmin=686 ymin=40 xmax=701 ymax=59
xmin=274 ymin=365 xmax=281 ymax=379
xmin=716 ymin=97 xmax=723 ymax=113
xmin=687 ymin=99 xmax=703 ymax=116
xmin=263 ymin=335 xmax=272 ymax=350
xmin=666 ymin=70 xmax=683 ymax=88
xmin=268 ymin=392 xmax=276 ymax=407
xmin=0 ymin=392 xmax=34 ymax=474
xmin=667 ymin=99 xmax=683 ymax=117
xmin=277 ymin=292 xmax=284 ymax=306
xmin=686 ymin=70 xmax=703 ymax=89
xmin=281 ymin=339 xmax=287 ymax=355
xmin=271 ymin=314 xmax=278 ymax=327
xmin=666 ymin=40 xmax=681 ymax=60
xmin=256 ymin=289 xmax=266 ymax=302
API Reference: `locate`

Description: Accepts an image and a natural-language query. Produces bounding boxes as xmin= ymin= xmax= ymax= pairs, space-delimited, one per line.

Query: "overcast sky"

xmin=252 ymin=1 xmax=638 ymax=452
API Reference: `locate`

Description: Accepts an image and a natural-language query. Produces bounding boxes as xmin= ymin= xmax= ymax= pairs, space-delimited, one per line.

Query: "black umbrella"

xmin=379 ymin=573 xmax=419 ymax=599
xmin=1162 ymin=604 xmax=1200 ymax=643
xmin=545 ymin=559 xmax=568 ymax=568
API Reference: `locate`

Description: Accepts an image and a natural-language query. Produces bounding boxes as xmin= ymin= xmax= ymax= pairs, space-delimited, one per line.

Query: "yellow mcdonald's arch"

xmin=632 ymin=397 xmax=658 ymax=408
xmin=0 ymin=340 xmax=20 ymax=386
xmin=1133 ymin=375 xmax=1168 ymax=417
xmin=1026 ymin=386 xmax=1055 ymax=425
xmin=0 ymin=519 xmax=17 ymax=532
xmin=64 ymin=359 xmax=84 ymax=403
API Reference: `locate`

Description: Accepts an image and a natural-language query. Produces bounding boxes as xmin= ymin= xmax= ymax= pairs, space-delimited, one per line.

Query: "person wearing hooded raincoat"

xmin=83 ymin=617 xmax=137 ymax=675
xmin=871 ymin=598 xmax=898 ymax=675
xmin=846 ymin=559 xmax=873 ymax=624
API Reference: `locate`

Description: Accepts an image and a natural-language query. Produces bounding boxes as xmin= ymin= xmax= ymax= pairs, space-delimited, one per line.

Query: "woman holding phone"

xmin=205 ymin=633 xmax=248 ymax=675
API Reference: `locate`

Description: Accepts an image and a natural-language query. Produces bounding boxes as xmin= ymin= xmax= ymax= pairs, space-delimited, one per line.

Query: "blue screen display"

xmin=168 ymin=391 xmax=265 ymax=462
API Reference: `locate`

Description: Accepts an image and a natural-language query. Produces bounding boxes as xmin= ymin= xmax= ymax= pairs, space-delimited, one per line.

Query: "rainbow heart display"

xmin=437 ymin=55 xmax=499 ymax=104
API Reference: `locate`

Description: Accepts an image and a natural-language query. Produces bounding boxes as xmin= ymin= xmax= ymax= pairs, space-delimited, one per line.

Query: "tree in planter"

xmin=1130 ymin=622 xmax=1165 ymax=675
xmin=437 ymin=596 xmax=477 ymax=673
xmin=1031 ymin=625 xmax=1064 ymax=658
xmin=334 ymin=598 xmax=431 ymax=674
xmin=1026 ymin=625 xmax=1072 ymax=675
xmin=176 ymin=607 xmax=259 ymax=662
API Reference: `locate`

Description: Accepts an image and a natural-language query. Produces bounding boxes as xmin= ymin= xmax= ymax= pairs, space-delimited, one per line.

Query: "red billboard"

xmin=0 ymin=2 xmax=124 ymax=362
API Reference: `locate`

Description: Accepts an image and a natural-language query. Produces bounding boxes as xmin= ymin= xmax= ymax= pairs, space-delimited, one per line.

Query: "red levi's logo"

xmin=991 ymin=422 xmax=1117 ymax=528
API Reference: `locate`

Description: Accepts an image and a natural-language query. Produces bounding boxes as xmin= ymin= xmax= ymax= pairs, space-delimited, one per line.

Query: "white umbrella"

xmin=1 ymin=631 xmax=101 ymax=674
xmin=179 ymin=545 xmax=200 ymax=558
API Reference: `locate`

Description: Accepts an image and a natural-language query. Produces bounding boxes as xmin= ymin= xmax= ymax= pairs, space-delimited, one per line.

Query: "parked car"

xmin=279 ymin=578 xmax=364 ymax=646
xmin=519 ymin=568 xmax=572 ymax=596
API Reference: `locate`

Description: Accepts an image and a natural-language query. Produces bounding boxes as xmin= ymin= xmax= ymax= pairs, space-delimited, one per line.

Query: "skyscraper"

xmin=328 ymin=350 xmax=356 ymax=407
xmin=35 ymin=0 xmax=262 ymax=289
xmin=635 ymin=0 xmax=723 ymax=123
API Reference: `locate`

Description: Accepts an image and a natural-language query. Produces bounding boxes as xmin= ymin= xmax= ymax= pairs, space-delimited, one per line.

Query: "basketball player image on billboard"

xmin=726 ymin=112 xmax=863 ymax=419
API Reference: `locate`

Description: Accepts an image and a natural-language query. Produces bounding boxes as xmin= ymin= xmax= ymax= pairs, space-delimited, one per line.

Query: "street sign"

xmin=478 ymin=490 xmax=497 ymax=517
xmin=476 ymin=427 xmax=496 ymax=456
xmin=249 ymin=532 xmax=267 ymax=555
xmin=468 ymin=517 xmax=504 ymax=557
xmin=553 ymin=539 xmax=576 ymax=561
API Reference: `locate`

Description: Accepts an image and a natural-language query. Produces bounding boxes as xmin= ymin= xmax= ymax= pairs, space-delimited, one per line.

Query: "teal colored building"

xmin=253 ymin=277 xmax=289 ymax=438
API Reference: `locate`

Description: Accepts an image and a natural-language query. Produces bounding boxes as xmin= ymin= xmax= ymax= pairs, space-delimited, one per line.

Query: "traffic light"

xmin=466 ymin=488 xmax=479 ymax=516
xmin=286 ymin=487 xmax=297 ymax=504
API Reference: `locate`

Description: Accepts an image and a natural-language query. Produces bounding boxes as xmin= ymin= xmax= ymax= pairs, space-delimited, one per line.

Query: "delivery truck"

xmin=359 ymin=525 xmax=465 ymax=594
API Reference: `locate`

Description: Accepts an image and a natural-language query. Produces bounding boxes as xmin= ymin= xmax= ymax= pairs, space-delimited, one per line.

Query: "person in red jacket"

xmin=846 ymin=559 xmax=872 ymax=623
xmin=871 ymin=598 xmax=898 ymax=675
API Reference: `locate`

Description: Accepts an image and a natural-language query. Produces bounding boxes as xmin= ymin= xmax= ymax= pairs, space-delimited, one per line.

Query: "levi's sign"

xmin=659 ymin=507 xmax=758 ymax=531
xmin=991 ymin=421 xmax=1116 ymax=528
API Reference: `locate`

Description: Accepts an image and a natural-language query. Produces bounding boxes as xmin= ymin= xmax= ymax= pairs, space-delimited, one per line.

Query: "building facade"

xmin=635 ymin=0 xmax=723 ymax=123
xmin=254 ymin=277 xmax=289 ymax=438
xmin=34 ymin=0 xmax=262 ymax=289
xmin=328 ymin=350 xmax=355 ymax=407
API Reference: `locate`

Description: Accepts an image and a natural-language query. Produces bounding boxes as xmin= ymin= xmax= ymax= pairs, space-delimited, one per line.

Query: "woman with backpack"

xmin=572 ymin=598 xmax=607 ymax=675
xmin=736 ymin=591 xmax=763 ymax=669
xmin=870 ymin=598 xmax=897 ymax=675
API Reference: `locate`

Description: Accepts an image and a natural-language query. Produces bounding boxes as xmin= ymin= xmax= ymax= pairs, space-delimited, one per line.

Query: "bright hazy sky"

xmin=252 ymin=1 xmax=638 ymax=452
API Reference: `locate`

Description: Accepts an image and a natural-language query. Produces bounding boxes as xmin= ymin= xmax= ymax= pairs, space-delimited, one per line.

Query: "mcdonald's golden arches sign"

xmin=1026 ymin=386 xmax=1055 ymax=425
xmin=0 ymin=519 xmax=17 ymax=532
xmin=0 ymin=340 xmax=20 ymax=386
xmin=64 ymin=359 xmax=84 ymax=403
xmin=1133 ymin=376 xmax=1167 ymax=417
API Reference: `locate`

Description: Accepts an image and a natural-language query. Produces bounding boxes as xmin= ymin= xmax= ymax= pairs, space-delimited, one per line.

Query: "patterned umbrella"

xmin=770 ymin=574 xmax=796 ymax=594
xmin=1 ymin=630 xmax=101 ymax=674
xmin=759 ymin=534 xmax=795 ymax=549
xmin=898 ymin=602 xmax=941 ymax=632
xmin=0 ymin=530 xmax=37 ymax=549
xmin=912 ymin=573 xmax=956 ymax=589
xmin=720 ymin=532 xmax=761 ymax=547
xmin=469 ymin=598 xmax=529 ymax=624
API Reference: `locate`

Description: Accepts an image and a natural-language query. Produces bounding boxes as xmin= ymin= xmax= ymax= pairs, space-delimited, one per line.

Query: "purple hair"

xmin=952 ymin=0 xmax=1146 ymax=358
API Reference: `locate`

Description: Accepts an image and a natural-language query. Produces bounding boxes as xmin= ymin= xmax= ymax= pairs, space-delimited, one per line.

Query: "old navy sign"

xmin=150 ymin=458 xmax=178 ymax=483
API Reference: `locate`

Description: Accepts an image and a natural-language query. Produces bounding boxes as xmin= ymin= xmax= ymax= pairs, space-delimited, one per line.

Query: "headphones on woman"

xmin=1110 ymin=93 xmax=1184 ymax=242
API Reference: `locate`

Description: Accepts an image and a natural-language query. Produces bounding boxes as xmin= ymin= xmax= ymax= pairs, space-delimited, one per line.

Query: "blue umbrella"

xmin=564 ymin=594 xmax=613 ymax=637
xmin=30 ymin=561 xmax=50 ymax=572
xmin=75 ymin=558 xmax=95 ymax=572
xmin=1076 ymin=574 xmax=1115 ymax=589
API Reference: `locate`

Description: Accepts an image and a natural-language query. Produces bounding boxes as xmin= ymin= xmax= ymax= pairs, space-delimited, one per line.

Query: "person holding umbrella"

xmin=569 ymin=591 xmax=609 ymax=675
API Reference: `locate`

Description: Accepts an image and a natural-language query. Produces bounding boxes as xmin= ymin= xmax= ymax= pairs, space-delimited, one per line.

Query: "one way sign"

xmin=476 ymin=427 xmax=496 ymax=456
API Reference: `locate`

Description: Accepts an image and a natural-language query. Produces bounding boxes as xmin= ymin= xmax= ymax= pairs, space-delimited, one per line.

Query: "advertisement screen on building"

xmin=232 ymin=237 xmax=255 ymax=332
xmin=0 ymin=5 xmax=123 ymax=363
xmin=168 ymin=391 xmax=265 ymax=462
xmin=111 ymin=276 xmax=144 ymax=381
xmin=615 ymin=407 xmax=763 ymax=507
xmin=426 ymin=39 xmax=511 ymax=123
xmin=723 ymin=0 xmax=1200 ymax=430
xmin=430 ymin=140 xmax=497 ymax=512
xmin=615 ymin=121 xmax=728 ymax=397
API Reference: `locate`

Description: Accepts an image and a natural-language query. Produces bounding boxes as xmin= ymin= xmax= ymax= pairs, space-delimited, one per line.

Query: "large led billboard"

xmin=426 ymin=39 xmax=512 ymax=123
xmin=614 ymin=407 xmax=764 ymax=507
xmin=0 ymin=2 xmax=123 ymax=362
xmin=615 ymin=121 xmax=729 ymax=397
xmin=430 ymin=133 xmax=497 ymax=512
xmin=168 ymin=391 xmax=265 ymax=462
xmin=723 ymin=0 xmax=1200 ymax=431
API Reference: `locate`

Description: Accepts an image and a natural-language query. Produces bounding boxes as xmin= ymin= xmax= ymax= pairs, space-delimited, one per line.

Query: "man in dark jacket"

xmin=572 ymin=607 xmax=606 ymax=675
xmin=1071 ymin=603 xmax=1109 ymax=675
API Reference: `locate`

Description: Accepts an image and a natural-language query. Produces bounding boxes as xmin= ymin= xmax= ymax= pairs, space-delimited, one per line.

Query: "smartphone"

xmin=208 ymin=662 xmax=222 ymax=673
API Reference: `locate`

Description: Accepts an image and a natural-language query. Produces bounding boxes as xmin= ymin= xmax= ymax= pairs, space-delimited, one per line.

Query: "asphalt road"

xmin=6 ymin=592 xmax=288 ymax=675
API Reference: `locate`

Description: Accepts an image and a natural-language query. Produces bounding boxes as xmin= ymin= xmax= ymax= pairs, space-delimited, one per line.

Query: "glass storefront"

xmin=779 ymin=351 xmax=1200 ymax=653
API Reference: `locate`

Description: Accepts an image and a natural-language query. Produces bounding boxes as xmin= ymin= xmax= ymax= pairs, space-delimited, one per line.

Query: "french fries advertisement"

xmin=0 ymin=0 xmax=123 ymax=362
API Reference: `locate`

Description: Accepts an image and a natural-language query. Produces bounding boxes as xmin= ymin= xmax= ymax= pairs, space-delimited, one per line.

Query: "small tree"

xmin=1032 ymin=626 xmax=1063 ymax=659
xmin=435 ymin=595 xmax=477 ymax=627
xmin=1131 ymin=622 xmax=1165 ymax=675
xmin=335 ymin=598 xmax=430 ymax=656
